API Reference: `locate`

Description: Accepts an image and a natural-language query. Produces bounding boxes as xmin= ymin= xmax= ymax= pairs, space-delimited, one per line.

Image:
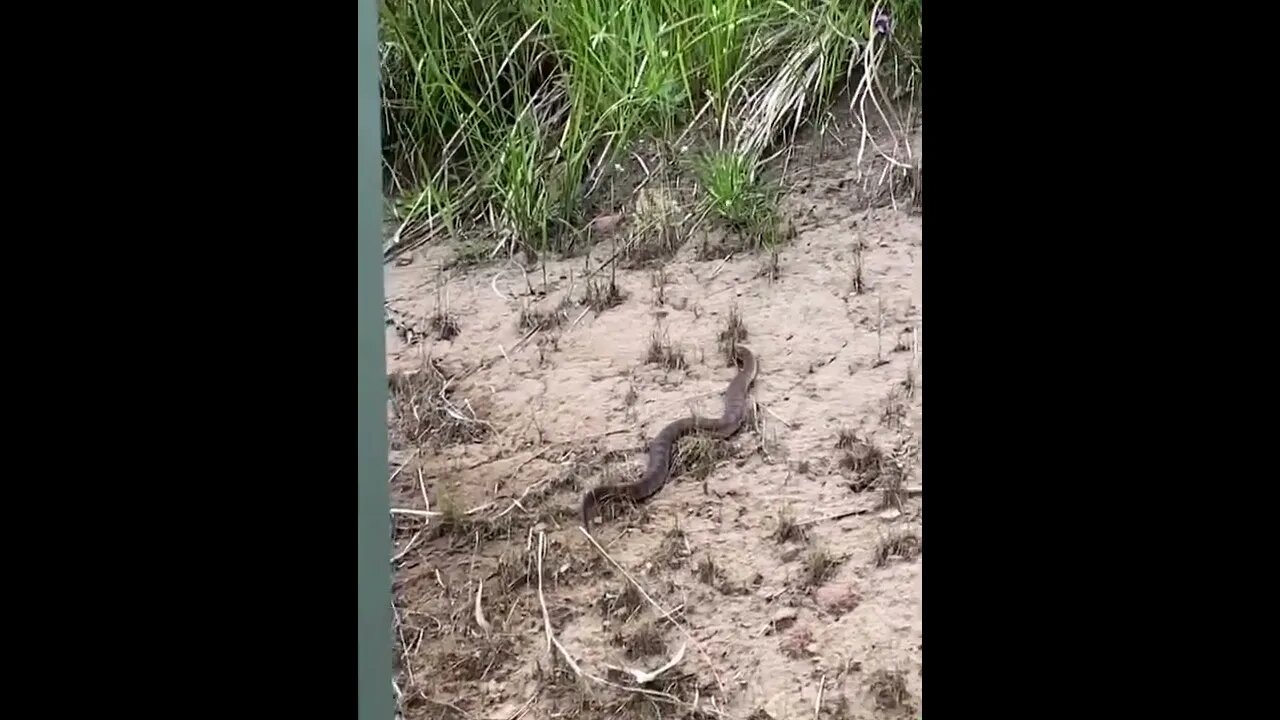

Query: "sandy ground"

xmin=384 ymin=126 xmax=921 ymax=720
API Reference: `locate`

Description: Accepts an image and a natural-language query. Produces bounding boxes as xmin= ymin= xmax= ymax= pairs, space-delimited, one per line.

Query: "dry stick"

xmin=535 ymin=532 xmax=557 ymax=656
xmin=391 ymin=603 xmax=422 ymax=708
xmin=491 ymin=269 xmax=508 ymax=302
xmin=761 ymin=404 xmax=795 ymax=429
xmin=511 ymin=326 xmax=540 ymax=353
xmin=505 ymin=690 xmax=539 ymax=720
xmin=388 ymin=447 xmax=421 ymax=483
xmin=604 ymin=642 xmax=687 ymax=684
xmin=425 ymin=698 xmax=471 ymax=719
xmin=814 ymin=675 xmax=826 ymax=719
xmin=534 ymin=532 xmax=726 ymax=717
xmin=707 ymin=253 xmax=734 ymax=281
xmin=436 ymin=367 xmax=494 ymax=431
xmin=418 ymin=468 xmax=431 ymax=511
xmin=577 ymin=527 xmax=728 ymax=696
xmin=391 ymin=508 xmax=443 ymax=518
xmin=474 ymin=578 xmax=491 ymax=634
xmin=580 ymin=231 xmax=644 ymax=282
xmin=874 ymin=295 xmax=888 ymax=367
xmin=391 ymin=530 xmax=424 ymax=562
xmin=798 ymin=507 xmax=870 ymax=527
xmin=862 ymin=44 xmax=914 ymax=171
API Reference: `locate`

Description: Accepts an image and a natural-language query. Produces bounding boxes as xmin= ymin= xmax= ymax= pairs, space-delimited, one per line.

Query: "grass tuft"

xmin=873 ymin=528 xmax=920 ymax=567
xmin=379 ymin=0 xmax=923 ymax=259
xmin=694 ymin=148 xmax=782 ymax=246
xmin=386 ymin=359 xmax=490 ymax=450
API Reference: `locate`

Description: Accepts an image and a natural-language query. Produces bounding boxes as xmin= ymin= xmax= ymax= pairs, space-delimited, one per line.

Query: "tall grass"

xmin=379 ymin=0 xmax=921 ymax=258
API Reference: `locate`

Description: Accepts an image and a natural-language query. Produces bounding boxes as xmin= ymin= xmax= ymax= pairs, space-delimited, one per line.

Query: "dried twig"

xmin=511 ymin=327 xmax=540 ymax=354
xmin=706 ymin=253 xmax=733 ymax=281
xmin=475 ymin=578 xmax=492 ymax=634
xmin=491 ymin=269 xmax=511 ymax=302
xmin=392 ymin=602 xmax=417 ymax=686
xmin=388 ymin=447 xmax=421 ymax=483
xmin=761 ymin=404 xmax=795 ymax=429
xmin=798 ymin=507 xmax=869 ymax=527
xmin=536 ymin=532 xmax=558 ymax=656
xmin=391 ymin=529 xmax=423 ymax=562
xmin=505 ymin=689 xmax=539 ymax=720
xmin=390 ymin=508 xmax=444 ymax=518
xmin=604 ymin=643 xmax=687 ymax=684
xmin=493 ymin=479 xmax=551 ymax=520
xmin=426 ymin=698 xmax=472 ymax=718
xmin=580 ymin=232 xmax=645 ymax=282
xmin=418 ymin=468 xmax=430 ymax=511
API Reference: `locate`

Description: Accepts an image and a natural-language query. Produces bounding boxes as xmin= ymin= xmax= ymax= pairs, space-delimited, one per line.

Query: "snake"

xmin=580 ymin=345 xmax=758 ymax=527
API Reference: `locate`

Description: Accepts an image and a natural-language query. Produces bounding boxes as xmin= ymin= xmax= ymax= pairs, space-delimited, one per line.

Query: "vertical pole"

xmin=357 ymin=0 xmax=392 ymax=717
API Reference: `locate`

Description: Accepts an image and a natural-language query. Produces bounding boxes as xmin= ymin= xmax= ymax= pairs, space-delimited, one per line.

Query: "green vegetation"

xmin=379 ymin=0 xmax=920 ymax=258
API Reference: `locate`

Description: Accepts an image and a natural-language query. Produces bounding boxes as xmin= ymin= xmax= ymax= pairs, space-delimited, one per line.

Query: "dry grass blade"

xmin=388 ymin=447 xmax=420 ymax=482
xmin=536 ymin=531 xmax=729 ymax=718
xmin=391 ymin=529 xmax=424 ymax=562
xmin=873 ymin=528 xmax=921 ymax=567
xmin=536 ymin=532 xmax=565 ymax=659
xmin=391 ymin=508 xmax=444 ymax=518
xmin=388 ymin=359 xmax=492 ymax=449
xmin=475 ymin=578 xmax=492 ymax=634
xmin=577 ymin=527 xmax=727 ymax=695
xmin=604 ymin=642 xmax=687 ymax=684
xmin=798 ymin=507 xmax=869 ymax=527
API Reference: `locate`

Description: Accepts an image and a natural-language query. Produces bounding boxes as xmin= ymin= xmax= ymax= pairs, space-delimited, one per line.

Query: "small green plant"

xmin=695 ymin=149 xmax=780 ymax=244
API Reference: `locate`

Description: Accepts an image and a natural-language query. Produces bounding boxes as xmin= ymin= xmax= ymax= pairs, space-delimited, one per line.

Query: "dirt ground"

xmin=383 ymin=124 xmax=922 ymax=720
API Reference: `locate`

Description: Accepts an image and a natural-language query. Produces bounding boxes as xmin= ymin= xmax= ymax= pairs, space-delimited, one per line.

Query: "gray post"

xmin=357 ymin=0 xmax=393 ymax=717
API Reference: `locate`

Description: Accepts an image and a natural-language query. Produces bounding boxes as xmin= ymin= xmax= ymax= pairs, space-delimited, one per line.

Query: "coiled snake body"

xmin=581 ymin=346 xmax=758 ymax=526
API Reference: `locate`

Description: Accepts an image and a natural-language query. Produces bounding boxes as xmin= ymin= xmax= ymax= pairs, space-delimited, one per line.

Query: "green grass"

xmin=693 ymin=147 xmax=781 ymax=247
xmin=379 ymin=0 xmax=921 ymax=258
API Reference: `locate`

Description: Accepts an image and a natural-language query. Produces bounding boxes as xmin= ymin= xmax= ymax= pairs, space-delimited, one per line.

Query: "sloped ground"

xmin=384 ymin=127 xmax=922 ymax=720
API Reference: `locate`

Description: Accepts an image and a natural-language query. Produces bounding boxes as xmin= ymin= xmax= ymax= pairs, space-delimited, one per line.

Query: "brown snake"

xmin=580 ymin=345 xmax=758 ymax=527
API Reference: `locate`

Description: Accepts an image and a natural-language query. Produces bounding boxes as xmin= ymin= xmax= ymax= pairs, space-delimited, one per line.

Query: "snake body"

xmin=581 ymin=346 xmax=758 ymax=526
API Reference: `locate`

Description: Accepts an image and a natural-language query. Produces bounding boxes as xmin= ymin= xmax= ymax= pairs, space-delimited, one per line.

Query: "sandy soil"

xmin=384 ymin=126 xmax=922 ymax=720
